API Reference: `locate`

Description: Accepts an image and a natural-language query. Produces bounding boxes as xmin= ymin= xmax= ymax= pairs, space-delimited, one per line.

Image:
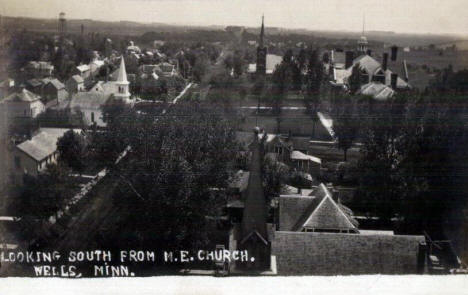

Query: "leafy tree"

xmin=333 ymin=96 xmax=360 ymax=161
xmin=262 ymin=157 xmax=289 ymax=200
xmin=305 ymin=49 xmax=324 ymax=135
xmin=271 ymin=62 xmax=292 ymax=114
xmin=57 ymin=130 xmax=87 ymax=174
xmin=103 ymin=101 xmax=238 ymax=250
xmin=11 ymin=163 xmax=75 ymax=221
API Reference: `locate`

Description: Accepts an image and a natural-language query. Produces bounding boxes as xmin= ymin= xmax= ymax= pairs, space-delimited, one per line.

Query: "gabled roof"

xmin=46 ymin=79 xmax=65 ymax=90
xmin=76 ymin=64 xmax=90 ymax=72
xmin=353 ymin=55 xmax=381 ymax=76
xmin=359 ymin=82 xmax=395 ymax=100
xmin=292 ymin=184 xmax=357 ymax=231
xmin=69 ymin=75 xmax=84 ymax=84
xmin=70 ymin=91 xmax=110 ymax=110
xmin=290 ymin=150 xmax=321 ymax=164
xmin=17 ymin=128 xmax=81 ymax=162
xmin=26 ymin=79 xmax=43 ymax=88
xmin=4 ymin=89 xmax=41 ymax=103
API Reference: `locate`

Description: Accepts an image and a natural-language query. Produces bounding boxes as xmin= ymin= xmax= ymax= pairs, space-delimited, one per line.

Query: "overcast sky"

xmin=2 ymin=0 xmax=468 ymax=36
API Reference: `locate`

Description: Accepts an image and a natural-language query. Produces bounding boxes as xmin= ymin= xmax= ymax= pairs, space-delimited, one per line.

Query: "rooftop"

xmin=4 ymin=89 xmax=41 ymax=103
xmin=17 ymin=128 xmax=82 ymax=162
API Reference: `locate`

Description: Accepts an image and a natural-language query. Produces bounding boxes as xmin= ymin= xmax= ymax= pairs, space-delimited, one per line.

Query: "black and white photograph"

xmin=0 ymin=0 xmax=467 ymax=293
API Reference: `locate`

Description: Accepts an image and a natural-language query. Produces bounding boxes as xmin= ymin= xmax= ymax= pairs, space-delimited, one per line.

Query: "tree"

xmin=192 ymin=55 xmax=210 ymax=83
xmin=11 ymin=163 xmax=75 ymax=221
xmin=57 ymin=130 xmax=87 ymax=174
xmin=271 ymin=62 xmax=292 ymax=114
xmin=102 ymin=101 xmax=238 ymax=251
xmin=262 ymin=157 xmax=289 ymax=200
xmin=332 ymin=96 xmax=360 ymax=161
xmin=348 ymin=63 xmax=362 ymax=94
xmin=305 ymin=49 xmax=324 ymax=136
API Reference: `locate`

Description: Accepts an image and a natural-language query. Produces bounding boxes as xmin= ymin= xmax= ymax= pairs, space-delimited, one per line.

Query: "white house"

xmin=12 ymin=128 xmax=82 ymax=184
xmin=2 ymin=89 xmax=45 ymax=119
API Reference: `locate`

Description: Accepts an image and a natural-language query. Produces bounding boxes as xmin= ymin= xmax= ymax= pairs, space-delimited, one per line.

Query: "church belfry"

xmin=113 ymin=56 xmax=131 ymax=101
xmin=256 ymin=15 xmax=267 ymax=76
xmin=357 ymin=14 xmax=368 ymax=54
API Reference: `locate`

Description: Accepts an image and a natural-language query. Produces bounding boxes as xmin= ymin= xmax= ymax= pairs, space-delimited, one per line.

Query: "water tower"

xmin=58 ymin=12 xmax=66 ymax=37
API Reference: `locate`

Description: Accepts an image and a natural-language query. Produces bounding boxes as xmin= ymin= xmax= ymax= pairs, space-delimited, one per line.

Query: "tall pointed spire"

xmin=260 ymin=14 xmax=265 ymax=48
xmin=362 ymin=13 xmax=366 ymax=36
xmin=116 ymin=56 xmax=128 ymax=83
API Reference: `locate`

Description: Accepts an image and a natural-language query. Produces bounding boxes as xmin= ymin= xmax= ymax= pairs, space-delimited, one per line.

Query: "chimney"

xmin=366 ymin=49 xmax=372 ymax=56
xmin=382 ymin=53 xmax=388 ymax=71
xmin=391 ymin=45 xmax=398 ymax=61
xmin=345 ymin=51 xmax=354 ymax=69
xmin=391 ymin=73 xmax=398 ymax=89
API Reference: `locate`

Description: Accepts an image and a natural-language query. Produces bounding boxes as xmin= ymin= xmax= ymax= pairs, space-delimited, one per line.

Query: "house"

xmin=25 ymin=78 xmax=43 ymax=94
xmin=248 ymin=54 xmax=282 ymax=76
xmin=271 ymin=183 xmax=427 ymax=275
xmin=89 ymin=59 xmax=105 ymax=77
xmin=74 ymin=64 xmax=91 ymax=80
xmin=329 ymin=37 xmax=411 ymax=92
xmin=66 ymin=92 xmax=110 ymax=127
xmin=158 ymin=62 xmax=177 ymax=77
xmin=42 ymin=79 xmax=68 ymax=107
xmin=260 ymin=132 xmax=322 ymax=177
xmin=66 ymin=75 xmax=85 ymax=94
xmin=57 ymin=57 xmax=132 ymax=127
xmin=126 ymin=41 xmax=141 ymax=54
xmin=25 ymin=61 xmax=54 ymax=78
xmin=2 ymin=89 xmax=45 ymax=119
xmin=290 ymin=150 xmax=321 ymax=176
xmin=12 ymin=128 xmax=82 ymax=184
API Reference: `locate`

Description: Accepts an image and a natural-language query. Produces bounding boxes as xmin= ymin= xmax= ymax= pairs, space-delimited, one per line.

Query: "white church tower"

xmin=113 ymin=56 xmax=131 ymax=101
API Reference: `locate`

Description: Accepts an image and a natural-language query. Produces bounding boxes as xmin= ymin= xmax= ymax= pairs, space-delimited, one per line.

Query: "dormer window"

xmin=373 ymin=69 xmax=385 ymax=83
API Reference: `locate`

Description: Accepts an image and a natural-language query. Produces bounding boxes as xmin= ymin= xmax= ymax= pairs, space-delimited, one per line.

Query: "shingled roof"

xmin=279 ymin=184 xmax=358 ymax=232
xmin=17 ymin=128 xmax=81 ymax=162
xmin=4 ymin=89 xmax=41 ymax=103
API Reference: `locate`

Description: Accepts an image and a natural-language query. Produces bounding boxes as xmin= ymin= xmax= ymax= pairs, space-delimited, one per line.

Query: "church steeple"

xmin=113 ymin=56 xmax=131 ymax=101
xmin=116 ymin=56 xmax=128 ymax=83
xmin=260 ymin=14 xmax=265 ymax=49
xmin=357 ymin=14 xmax=368 ymax=54
xmin=256 ymin=15 xmax=267 ymax=76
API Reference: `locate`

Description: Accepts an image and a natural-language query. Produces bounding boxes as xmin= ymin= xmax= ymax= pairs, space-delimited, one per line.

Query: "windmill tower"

xmin=58 ymin=12 xmax=67 ymax=38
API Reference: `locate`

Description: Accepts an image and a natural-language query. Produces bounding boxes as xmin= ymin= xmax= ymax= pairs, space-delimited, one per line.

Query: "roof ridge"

xmin=298 ymin=184 xmax=356 ymax=231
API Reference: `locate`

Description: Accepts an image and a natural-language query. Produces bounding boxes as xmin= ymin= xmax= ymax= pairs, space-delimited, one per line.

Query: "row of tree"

xmin=91 ymin=100 xmax=239 ymax=250
xmin=331 ymin=89 xmax=468 ymax=235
